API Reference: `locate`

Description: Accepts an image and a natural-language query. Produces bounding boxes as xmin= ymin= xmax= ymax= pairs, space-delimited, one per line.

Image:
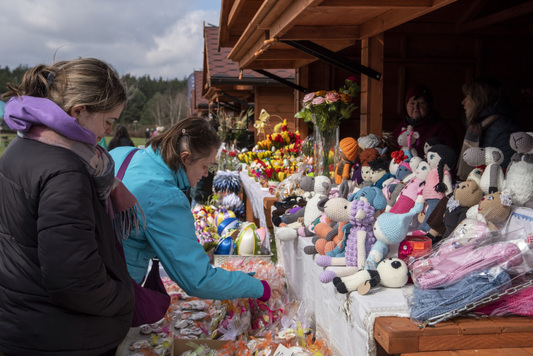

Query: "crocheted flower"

xmin=399 ymin=241 xmax=413 ymax=257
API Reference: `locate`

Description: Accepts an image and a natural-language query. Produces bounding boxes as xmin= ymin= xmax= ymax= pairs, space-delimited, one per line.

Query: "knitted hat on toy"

xmin=339 ymin=137 xmax=358 ymax=161
xmin=376 ymin=198 xmax=425 ymax=244
xmin=359 ymin=147 xmax=380 ymax=166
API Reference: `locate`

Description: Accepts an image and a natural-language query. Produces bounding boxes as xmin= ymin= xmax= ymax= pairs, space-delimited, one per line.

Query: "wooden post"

xmin=360 ymin=33 xmax=384 ymax=137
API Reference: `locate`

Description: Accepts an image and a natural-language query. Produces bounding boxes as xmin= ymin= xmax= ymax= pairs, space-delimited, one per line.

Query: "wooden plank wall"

xmin=253 ymin=86 xmax=297 ymax=141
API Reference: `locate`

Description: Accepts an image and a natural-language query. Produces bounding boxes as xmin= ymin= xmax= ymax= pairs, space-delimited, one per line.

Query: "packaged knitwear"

xmin=474 ymin=277 xmax=533 ymax=317
xmin=409 ymin=219 xmax=533 ymax=289
xmin=407 ymin=227 xmax=533 ymax=326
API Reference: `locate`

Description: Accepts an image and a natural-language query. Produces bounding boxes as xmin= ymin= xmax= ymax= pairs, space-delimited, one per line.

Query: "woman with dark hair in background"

xmin=108 ymin=123 xmax=134 ymax=151
xmin=456 ymin=76 xmax=521 ymax=180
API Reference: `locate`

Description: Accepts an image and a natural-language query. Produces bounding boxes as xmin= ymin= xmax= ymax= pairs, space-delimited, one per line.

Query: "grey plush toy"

xmin=462 ymin=147 xmax=504 ymax=195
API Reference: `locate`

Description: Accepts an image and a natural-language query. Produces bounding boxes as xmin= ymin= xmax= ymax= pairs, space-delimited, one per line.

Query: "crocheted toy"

xmin=419 ymin=144 xmax=456 ymax=232
xmin=475 ymin=191 xmax=512 ymax=230
xmin=462 ymin=147 xmax=505 ymax=195
xmin=358 ymin=134 xmax=382 ymax=152
xmin=335 ymin=137 xmax=358 ymax=185
xmin=316 ymin=187 xmax=383 ymax=280
xmin=397 ymin=125 xmax=420 ymax=160
xmin=389 ymin=161 xmax=430 ymax=214
xmin=352 ymin=147 xmax=380 ymax=184
xmin=369 ymin=156 xmax=394 ymax=190
xmin=503 ymin=132 xmax=533 ymax=207
xmin=303 ymin=181 xmax=351 ymax=255
xmin=442 ymin=179 xmax=484 ymax=239
xmin=276 ymin=175 xmax=332 ymax=241
xmin=272 ymin=176 xmax=315 ymax=227
xmin=333 ymin=257 xmax=409 ymax=294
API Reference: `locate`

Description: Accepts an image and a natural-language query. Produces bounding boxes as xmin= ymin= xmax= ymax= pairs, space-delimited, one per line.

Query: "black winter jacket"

xmin=0 ymin=137 xmax=134 ymax=355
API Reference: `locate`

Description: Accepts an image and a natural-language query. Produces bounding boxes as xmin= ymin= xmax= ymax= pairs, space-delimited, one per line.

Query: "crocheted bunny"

xmin=462 ymin=146 xmax=505 ymax=195
xmin=316 ymin=193 xmax=377 ymax=282
xmin=503 ymin=132 xmax=533 ymax=207
xmin=397 ymin=125 xmax=419 ymax=160
xmin=389 ymin=161 xmax=430 ymax=214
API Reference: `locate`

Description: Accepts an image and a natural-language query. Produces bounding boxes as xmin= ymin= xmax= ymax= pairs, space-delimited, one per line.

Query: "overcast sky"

xmin=0 ymin=0 xmax=220 ymax=80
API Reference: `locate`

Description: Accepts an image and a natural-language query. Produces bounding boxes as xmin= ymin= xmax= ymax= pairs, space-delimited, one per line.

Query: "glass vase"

xmin=314 ymin=127 xmax=338 ymax=179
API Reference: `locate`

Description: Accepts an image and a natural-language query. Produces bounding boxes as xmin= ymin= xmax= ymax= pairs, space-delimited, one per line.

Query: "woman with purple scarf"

xmin=0 ymin=58 xmax=136 ymax=356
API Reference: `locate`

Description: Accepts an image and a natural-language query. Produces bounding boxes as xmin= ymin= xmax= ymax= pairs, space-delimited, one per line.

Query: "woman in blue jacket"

xmin=110 ymin=117 xmax=270 ymax=301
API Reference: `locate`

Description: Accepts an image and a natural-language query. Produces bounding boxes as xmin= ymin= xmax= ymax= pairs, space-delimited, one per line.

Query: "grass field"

xmin=0 ymin=133 xmax=147 ymax=156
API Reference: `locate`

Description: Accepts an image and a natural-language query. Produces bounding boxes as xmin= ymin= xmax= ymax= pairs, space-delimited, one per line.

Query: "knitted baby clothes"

xmin=410 ymin=267 xmax=511 ymax=322
xmin=412 ymin=242 xmax=522 ymax=289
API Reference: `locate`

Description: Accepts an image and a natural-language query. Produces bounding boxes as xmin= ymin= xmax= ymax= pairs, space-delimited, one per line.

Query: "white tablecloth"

xmin=239 ymin=170 xmax=275 ymax=242
xmin=275 ymin=232 xmax=410 ymax=356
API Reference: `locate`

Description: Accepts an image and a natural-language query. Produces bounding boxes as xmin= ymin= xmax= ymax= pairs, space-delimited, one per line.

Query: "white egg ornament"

xmin=235 ymin=222 xmax=260 ymax=255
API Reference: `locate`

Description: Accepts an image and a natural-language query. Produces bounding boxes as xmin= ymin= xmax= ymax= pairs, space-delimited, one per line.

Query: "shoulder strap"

xmin=116 ymin=148 xmax=139 ymax=181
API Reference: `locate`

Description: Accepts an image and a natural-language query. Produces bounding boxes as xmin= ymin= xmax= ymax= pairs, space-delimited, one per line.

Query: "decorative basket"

xmin=213 ymin=254 xmax=273 ymax=266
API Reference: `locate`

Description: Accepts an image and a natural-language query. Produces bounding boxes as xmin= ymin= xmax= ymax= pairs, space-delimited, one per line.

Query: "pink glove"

xmin=258 ymin=280 xmax=271 ymax=302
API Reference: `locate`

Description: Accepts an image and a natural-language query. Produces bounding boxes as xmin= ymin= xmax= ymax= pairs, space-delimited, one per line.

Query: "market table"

xmin=239 ymin=170 xmax=276 ymax=238
xmin=274 ymin=229 xmax=411 ymax=356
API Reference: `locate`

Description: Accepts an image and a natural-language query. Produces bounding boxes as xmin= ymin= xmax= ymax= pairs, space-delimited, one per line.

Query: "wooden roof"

xmin=203 ymin=24 xmax=295 ymax=107
xmin=219 ymin=0 xmax=460 ymax=70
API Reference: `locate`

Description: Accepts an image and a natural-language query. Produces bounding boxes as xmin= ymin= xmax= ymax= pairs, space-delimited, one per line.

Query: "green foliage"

xmin=0 ymin=66 xmax=190 ymax=129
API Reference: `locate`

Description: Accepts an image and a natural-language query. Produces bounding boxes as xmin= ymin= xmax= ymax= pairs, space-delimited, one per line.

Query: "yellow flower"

xmin=315 ymin=90 xmax=326 ymax=96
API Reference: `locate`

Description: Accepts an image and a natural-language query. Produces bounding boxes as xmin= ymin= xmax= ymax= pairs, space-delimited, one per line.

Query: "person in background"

xmin=392 ymin=84 xmax=457 ymax=156
xmin=109 ymin=117 xmax=271 ymax=302
xmin=0 ymin=58 xmax=134 ymax=356
xmin=108 ymin=123 xmax=134 ymax=151
xmin=145 ymin=127 xmax=151 ymax=142
xmin=456 ymin=76 xmax=521 ymax=180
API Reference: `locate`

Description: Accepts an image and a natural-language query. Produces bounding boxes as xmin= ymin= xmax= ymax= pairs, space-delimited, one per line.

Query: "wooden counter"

xmin=374 ymin=316 xmax=533 ymax=355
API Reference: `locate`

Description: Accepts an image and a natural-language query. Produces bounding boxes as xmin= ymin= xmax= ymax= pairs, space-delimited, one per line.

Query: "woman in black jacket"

xmin=456 ymin=76 xmax=521 ymax=180
xmin=107 ymin=124 xmax=135 ymax=151
xmin=0 ymin=58 xmax=136 ymax=356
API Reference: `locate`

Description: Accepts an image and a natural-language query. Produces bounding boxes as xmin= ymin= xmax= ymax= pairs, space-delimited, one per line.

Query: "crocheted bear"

xmin=475 ymin=191 xmax=512 ymax=230
xmin=442 ymin=179 xmax=484 ymax=239
xmin=462 ymin=146 xmax=505 ymax=195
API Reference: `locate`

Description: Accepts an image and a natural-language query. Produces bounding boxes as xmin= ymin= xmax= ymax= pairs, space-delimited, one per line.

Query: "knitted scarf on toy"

xmin=457 ymin=114 xmax=499 ymax=180
xmin=4 ymin=96 xmax=143 ymax=239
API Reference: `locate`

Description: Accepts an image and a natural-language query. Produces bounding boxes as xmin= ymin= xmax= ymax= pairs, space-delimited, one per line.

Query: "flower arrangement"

xmin=294 ymin=76 xmax=360 ymax=132
xmin=294 ymin=76 xmax=360 ymax=177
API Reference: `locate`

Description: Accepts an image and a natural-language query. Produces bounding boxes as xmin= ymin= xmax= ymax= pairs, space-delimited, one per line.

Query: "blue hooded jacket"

xmin=110 ymin=146 xmax=264 ymax=300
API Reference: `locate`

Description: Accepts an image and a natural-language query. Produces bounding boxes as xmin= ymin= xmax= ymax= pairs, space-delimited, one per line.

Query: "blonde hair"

xmin=1 ymin=57 xmax=126 ymax=114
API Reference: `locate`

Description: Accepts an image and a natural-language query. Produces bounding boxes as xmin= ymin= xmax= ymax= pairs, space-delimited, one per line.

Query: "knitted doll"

xmin=333 ymin=196 xmax=425 ymax=293
xmin=389 ymin=161 xmax=430 ymax=214
xmin=462 ymin=146 xmax=505 ymax=195
xmin=442 ymin=179 xmax=484 ymax=239
xmin=369 ymin=156 xmax=394 ymax=190
xmin=503 ymin=132 xmax=533 ymax=207
xmin=423 ymin=137 xmax=442 ymax=159
xmin=397 ymin=125 xmax=419 ymax=160
xmin=335 ymin=137 xmax=358 ymax=185
xmin=419 ymin=144 xmax=456 ymax=232
xmin=352 ymin=147 xmax=380 ymax=184
xmin=296 ymin=175 xmax=332 ymax=236
xmin=359 ymin=164 xmax=374 ymax=188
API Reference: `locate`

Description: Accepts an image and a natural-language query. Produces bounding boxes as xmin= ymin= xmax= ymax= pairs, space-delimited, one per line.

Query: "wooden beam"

xmin=360 ymin=33 xmax=384 ymax=137
xmin=218 ymin=0 xmax=234 ymax=48
xmin=318 ymin=0 xmax=432 ymax=7
xmin=456 ymin=0 xmax=489 ymax=25
xmin=459 ymin=0 xmax=533 ymax=33
xmin=252 ymin=49 xmax=315 ymax=60
xmin=282 ymin=25 xmax=360 ymax=40
xmin=228 ymin=0 xmax=247 ymax=28
xmin=269 ymin=0 xmax=325 ymax=39
xmin=359 ymin=0 xmax=458 ymax=39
